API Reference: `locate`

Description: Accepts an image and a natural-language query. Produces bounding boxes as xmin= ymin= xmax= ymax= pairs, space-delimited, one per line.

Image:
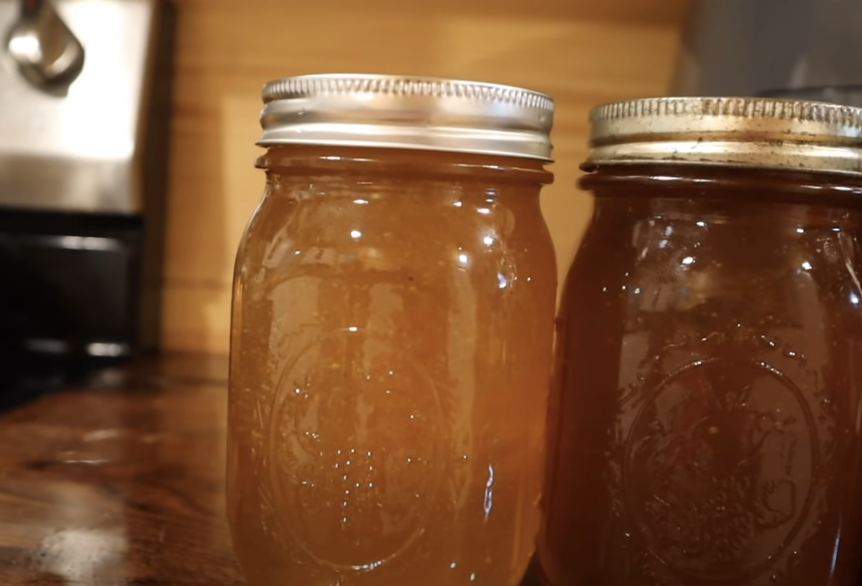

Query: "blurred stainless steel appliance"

xmin=0 ymin=0 xmax=174 ymax=402
xmin=672 ymin=0 xmax=862 ymax=106
xmin=7 ymin=0 xmax=85 ymax=90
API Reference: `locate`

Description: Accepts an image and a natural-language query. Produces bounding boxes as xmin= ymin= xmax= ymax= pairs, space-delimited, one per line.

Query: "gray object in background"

xmin=0 ymin=0 xmax=163 ymax=213
xmin=0 ymin=0 xmax=173 ymax=395
xmin=672 ymin=0 xmax=862 ymax=105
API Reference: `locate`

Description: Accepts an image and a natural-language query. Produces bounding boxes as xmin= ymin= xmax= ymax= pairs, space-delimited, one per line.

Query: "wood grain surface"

xmin=0 ymin=355 xmax=554 ymax=585
xmin=0 ymin=354 xmax=243 ymax=585
xmin=161 ymin=0 xmax=689 ymax=353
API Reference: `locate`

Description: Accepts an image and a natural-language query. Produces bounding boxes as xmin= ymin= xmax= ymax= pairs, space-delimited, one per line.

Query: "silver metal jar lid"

xmin=584 ymin=96 xmax=862 ymax=176
xmin=258 ymin=74 xmax=555 ymax=161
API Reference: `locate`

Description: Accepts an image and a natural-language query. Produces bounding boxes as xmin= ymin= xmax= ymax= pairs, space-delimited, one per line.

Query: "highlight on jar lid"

xmin=583 ymin=96 xmax=862 ymax=175
xmin=258 ymin=73 xmax=555 ymax=161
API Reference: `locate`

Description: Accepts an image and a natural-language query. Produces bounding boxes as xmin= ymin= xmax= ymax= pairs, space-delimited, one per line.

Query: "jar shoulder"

xmin=235 ymin=190 xmax=556 ymax=293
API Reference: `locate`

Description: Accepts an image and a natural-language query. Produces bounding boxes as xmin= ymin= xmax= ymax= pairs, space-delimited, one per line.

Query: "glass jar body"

xmin=539 ymin=166 xmax=862 ymax=586
xmin=227 ymin=146 xmax=557 ymax=586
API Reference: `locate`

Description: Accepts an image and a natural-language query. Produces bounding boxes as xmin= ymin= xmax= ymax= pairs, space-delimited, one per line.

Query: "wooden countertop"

xmin=0 ymin=354 xmax=243 ymax=585
xmin=0 ymin=354 xmax=546 ymax=585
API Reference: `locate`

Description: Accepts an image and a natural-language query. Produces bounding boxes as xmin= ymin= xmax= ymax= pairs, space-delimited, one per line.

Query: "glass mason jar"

xmin=227 ymin=74 xmax=558 ymax=586
xmin=538 ymin=97 xmax=862 ymax=586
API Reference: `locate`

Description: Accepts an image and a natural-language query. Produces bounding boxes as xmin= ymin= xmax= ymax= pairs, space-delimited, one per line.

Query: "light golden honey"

xmin=227 ymin=146 xmax=557 ymax=586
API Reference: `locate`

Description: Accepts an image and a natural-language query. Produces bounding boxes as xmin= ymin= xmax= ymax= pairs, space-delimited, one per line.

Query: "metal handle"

xmin=7 ymin=0 xmax=85 ymax=91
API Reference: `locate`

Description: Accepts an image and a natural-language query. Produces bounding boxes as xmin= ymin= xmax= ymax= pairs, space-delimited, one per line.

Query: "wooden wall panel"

xmin=163 ymin=0 xmax=689 ymax=353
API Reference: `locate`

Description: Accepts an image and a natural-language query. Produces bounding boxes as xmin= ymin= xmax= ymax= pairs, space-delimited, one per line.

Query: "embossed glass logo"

xmin=267 ymin=329 xmax=443 ymax=570
xmin=623 ymin=359 xmax=816 ymax=580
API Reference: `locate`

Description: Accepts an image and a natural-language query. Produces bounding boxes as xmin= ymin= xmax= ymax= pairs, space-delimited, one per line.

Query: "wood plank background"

xmin=162 ymin=0 xmax=690 ymax=353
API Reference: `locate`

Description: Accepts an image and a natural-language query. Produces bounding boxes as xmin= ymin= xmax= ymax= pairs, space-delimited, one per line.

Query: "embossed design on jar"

xmin=623 ymin=358 xmax=817 ymax=581
xmin=268 ymin=328 xmax=444 ymax=570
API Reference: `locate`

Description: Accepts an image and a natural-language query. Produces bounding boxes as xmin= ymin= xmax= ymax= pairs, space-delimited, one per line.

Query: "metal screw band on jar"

xmin=258 ymin=73 xmax=555 ymax=161
xmin=584 ymin=96 xmax=862 ymax=176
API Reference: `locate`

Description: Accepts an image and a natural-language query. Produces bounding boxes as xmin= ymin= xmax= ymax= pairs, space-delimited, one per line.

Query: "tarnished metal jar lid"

xmin=258 ymin=73 xmax=555 ymax=161
xmin=584 ymin=96 xmax=862 ymax=176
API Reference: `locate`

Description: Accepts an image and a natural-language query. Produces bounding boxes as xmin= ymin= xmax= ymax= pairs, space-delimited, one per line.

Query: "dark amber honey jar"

xmin=540 ymin=97 xmax=862 ymax=586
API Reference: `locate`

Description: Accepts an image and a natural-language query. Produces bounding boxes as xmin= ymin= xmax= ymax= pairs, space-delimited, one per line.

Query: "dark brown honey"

xmin=539 ymin=165 xmax=862 ymax=586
